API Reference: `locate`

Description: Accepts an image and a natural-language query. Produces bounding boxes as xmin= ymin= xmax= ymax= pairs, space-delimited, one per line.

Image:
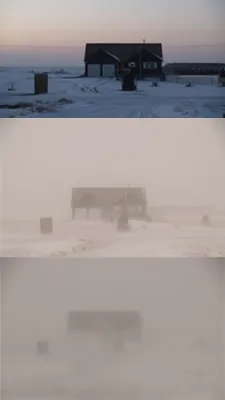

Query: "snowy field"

xmin=2 ymin=123 xmax=225 ymax=258
xmin=1 ymin=258 xmax=224 ymax=400
xmin=0 ymin=67 xmax=224 ymax=117
xmin=2 ymin=214 xmax=225 ymax=257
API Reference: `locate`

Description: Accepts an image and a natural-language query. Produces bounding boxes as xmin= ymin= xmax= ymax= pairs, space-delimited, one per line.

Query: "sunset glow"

xmin=0 ymin=0 xmax=224 ymax=65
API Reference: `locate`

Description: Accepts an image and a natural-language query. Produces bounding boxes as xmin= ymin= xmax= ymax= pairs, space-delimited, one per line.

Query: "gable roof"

xmin=126 ymin=47 xmax=163 ymax=62
xmin=84 ymin=43 xmax=163 ymax=63
xmin=103 ymin=49 xmax=120 ymax=62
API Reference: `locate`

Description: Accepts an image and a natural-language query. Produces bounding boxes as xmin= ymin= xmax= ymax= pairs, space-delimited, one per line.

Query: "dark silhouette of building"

xmin=163 ymin=63 xmax=225 ymax=76
xmin=84 ymin=43 xmax=163 ymax=79
xmin=71 ymin=186 xmax=148 ymax=220
xmin=67 ymin=310 xmax=142 ymax=350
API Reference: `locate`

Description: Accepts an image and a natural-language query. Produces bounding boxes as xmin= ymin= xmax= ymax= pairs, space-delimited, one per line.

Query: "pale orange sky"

xmin=0 ymin=0 xmax=225 ymax=64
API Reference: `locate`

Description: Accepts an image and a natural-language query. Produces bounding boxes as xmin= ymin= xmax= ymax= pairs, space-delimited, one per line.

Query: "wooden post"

xmin=40 ymin=217 xmax=53 ymax=234
xmin=36 ymin=340 xmax=49 ymax=356
xmin=34 ymin=73 xmax=48 ymax=95
xmin=72 ymin=207 xmax=76 ymax=220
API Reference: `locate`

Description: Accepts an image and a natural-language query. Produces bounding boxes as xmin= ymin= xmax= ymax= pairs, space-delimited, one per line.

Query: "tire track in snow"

xmin=126 ymin=107 xmax=159 ymax=118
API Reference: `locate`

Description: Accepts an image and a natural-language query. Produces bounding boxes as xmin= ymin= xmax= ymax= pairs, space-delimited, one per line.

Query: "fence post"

xmin=40 ymin=217 xmax=53 ymax=234
xmin=34 ymin=73 xmax=48 ymax=95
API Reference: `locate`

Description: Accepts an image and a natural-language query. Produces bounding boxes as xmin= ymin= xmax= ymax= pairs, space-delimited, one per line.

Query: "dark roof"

xmin=84 ymin=43 xmax=163 ymax=63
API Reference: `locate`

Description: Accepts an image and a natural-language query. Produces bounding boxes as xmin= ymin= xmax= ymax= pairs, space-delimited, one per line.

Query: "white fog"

xmin=1 ymin=119 xmax=225 ymax=219
xmin=1 ymin=258 xmax=225 ymax=399
xmin=0 ymin=120 xmax=225 ymax=398
xmin=1 ymin=119 xmax=225 ymax=257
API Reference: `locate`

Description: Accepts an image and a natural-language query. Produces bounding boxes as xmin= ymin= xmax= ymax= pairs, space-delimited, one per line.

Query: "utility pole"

xmin=140 ymin=38 xmax=145 ymax=80
xmin=140 ymin=40 xmax=142 ymax=80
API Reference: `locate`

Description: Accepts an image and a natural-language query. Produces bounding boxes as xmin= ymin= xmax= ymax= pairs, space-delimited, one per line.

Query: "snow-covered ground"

xmin=2 ymin=122 xmax=225 ymax=257
xmin=2 ymin=216 xmax=225 ymax=257
xmin=0 ymin=67 xmax=224 ymax=117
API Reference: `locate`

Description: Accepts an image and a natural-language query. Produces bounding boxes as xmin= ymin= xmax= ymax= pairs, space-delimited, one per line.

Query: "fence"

xmin=165 ymin=74 xmax=218 ymax=86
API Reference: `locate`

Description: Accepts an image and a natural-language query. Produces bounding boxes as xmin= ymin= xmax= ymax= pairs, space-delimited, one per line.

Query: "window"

xmin=143 ymin=62 xmax=157 ymax=69
xmin=128 ymin=62 xmax=136 ymax=68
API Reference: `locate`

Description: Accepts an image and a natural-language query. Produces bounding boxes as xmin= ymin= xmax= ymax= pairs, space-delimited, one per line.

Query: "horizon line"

xmin=1 ymin=43 xmax=225 ymax=49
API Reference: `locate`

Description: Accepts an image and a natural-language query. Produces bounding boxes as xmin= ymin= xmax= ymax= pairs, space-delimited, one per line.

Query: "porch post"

xmin=86 ymin=208 xmax=90 ymax=219
xmin=139 ymin=43 xmax=142 ymax=79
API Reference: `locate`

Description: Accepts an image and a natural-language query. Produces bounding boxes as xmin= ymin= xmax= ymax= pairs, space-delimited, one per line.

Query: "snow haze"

xmin=1 ymin=119 xmax=225 ymax=221
xmin=1 ymin=258 xmax=224 ymax=399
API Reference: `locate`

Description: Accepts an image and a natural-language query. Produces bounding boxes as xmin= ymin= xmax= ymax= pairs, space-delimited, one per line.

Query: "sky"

xmin=1 ymin=119 xmax=225 ymax=220
xmin=0 ymin=0 xmax=225 ymax=65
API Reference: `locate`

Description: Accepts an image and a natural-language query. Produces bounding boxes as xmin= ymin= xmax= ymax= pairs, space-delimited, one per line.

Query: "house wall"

xmin=175 ymin=70 xmax=220 ymax=76
xmin=85 ymin=47 xmax=163 ymax=78
xmin=126 ymin=50 xmax=162 ymax=77
xmin=122 ymin=62 xmax=162 ymax=78
xmin=165 ymin=74 xmax=218 ymax=85
xmin=85 ymin=62 xmax=117 ymax=77
xmin=85 ymin=50 xmax=118 ymax=77
xmin=143 ymin=64 xmax=162 ymax=77
xmin=165 ymin=65 xmax=225 ymax=76
xmin=85 ymin=63 xmax=163 ymax=78
xmin=87 ymin=51 xmax=118 ymax=65
xmin=71 ymin=187 xmax=147 ymax=209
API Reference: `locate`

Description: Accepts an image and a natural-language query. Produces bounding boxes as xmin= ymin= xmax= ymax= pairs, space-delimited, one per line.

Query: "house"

xmin=84 ymin=43 xmax=163 ymax=78
xmin=71 ymin=186 xmax=148 ymax=219
xmin=163 ymin=62 xmax=225 ymax=76
xmin=67 ymin=311 xmax=142 ymax=342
